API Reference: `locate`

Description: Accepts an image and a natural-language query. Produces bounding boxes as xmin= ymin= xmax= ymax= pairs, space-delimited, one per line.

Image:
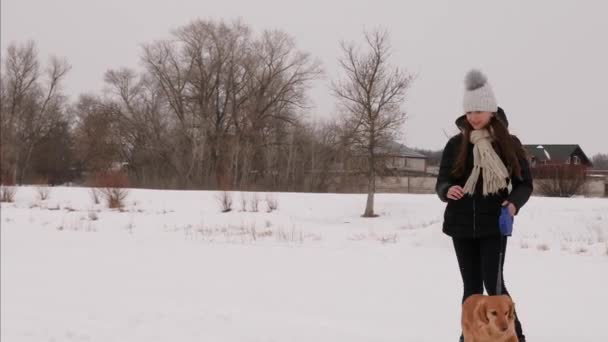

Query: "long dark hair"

xmin=452 ymin=116 xmax=527 ymax=179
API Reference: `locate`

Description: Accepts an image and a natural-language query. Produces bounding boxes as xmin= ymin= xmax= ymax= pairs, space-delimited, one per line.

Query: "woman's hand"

xmin=502 ymin=201 xmax=517 ymax=217
xmin=447 ymin=185 xmax=465 ymax=200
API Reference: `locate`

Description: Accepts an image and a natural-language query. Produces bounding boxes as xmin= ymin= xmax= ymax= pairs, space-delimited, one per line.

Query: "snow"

xmin=1 ymin=186 xmax=607 ymax=341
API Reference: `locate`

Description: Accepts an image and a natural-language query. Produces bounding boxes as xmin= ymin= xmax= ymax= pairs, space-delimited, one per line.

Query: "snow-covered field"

xmin=1 ymin=186 xmax=607 ymax=341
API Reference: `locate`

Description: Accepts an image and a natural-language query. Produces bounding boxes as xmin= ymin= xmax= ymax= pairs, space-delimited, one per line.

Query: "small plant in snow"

xmin=88 ymin=211 xmax=99 ymax=221
xmin=348 ymin=233 xmax=367 ymax=241
xmin=588 ymin=223 xmax=606 ymax=243
xmin=275 ymin=224 xmax=303 ymax=243
xmin=106 ymin=188 xmax=129 ymax=209
xmin=536 ymin=243 xmax=551 ymax=252
xmin=249 ymin=222 xmax=257 ymax=241
xmin=239 ymin=192 xmax=247 ymax=212
xmin=125 ymin=221 xmax=134 ymax=234
xmin=89 ymin=188 xmax=100 ymax=205
xmin=304 ymin=232 xmax=323 ymax=241
xmin=257 ymin=228 xmax=273 ymax=239
xmin=266 ymin=194 xmax=279 ymax=212
xmin=249 ymin=193 xmax=259 ymax=212
xmin=35 ymin=182 xmax=51 ymax=201
xmin=85 ymin=222 xmax=96 ymax=232
xmin=0 ymin=185 xmax=17 ymax=203
xmin=378 ymin=233 xmax=399 ymax=244
xmin=217 ymin=191 xmax=233 ymax=213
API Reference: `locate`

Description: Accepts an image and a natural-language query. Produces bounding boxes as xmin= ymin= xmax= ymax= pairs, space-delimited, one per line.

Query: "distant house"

xmin=375 ymin=142 xmax=428 ymax=174
xmin=319 ymin=142 xmax=431 ymax=193
xmin=523 ymin=144 xmax=593 ymax=168
xmin=329 ymin=142 xmax=428 ymax=175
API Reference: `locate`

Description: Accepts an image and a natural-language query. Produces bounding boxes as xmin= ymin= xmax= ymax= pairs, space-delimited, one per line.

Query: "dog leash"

xmin=496 ymin=235 xmax=506 ymax=295
xmin=496 ymin=187 xmax=512 ymax=296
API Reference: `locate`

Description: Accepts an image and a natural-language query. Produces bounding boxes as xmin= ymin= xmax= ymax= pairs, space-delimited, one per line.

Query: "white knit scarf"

xmin=463 ymin=129 xmax=510 ymax=196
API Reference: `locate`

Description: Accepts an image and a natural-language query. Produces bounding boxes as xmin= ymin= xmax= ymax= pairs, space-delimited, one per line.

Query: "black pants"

xmin=452 ymin=236 xmax=525 ymax=339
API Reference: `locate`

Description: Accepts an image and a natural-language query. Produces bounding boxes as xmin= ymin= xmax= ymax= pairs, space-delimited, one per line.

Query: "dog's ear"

xmin=508 ymin=302 xmax=515 ymax=320
xmin=476 ymin=301 xmax=489 ymax=324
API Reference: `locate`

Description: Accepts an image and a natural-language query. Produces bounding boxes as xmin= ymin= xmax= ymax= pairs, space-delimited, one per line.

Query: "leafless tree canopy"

xmin=1 ymin=41 xmax=71 ymax=184
xmin=591 ymin=153 xmax=608 ymax=170
xmin=332 ymin=30 xmax=414 ymax=216
xmin=119 ymin=19 xmax=323 ymax=190
xmin=1 ymin=21 xmax=419 ymax=195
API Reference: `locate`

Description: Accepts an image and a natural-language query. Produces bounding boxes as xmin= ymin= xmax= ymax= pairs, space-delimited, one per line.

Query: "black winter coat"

xmin=435 ymin=134 xmax=533 ymax=238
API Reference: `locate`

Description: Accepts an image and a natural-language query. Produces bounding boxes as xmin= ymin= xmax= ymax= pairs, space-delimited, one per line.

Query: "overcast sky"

xmin=2 ymin=0 xmax=607 ymax=155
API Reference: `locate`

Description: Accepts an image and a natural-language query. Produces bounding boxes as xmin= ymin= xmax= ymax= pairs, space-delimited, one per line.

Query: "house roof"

xmin=523 ymin=144 xmax=592 ymax=165
xmin=375 ymin=142 xmax=427 ymax=159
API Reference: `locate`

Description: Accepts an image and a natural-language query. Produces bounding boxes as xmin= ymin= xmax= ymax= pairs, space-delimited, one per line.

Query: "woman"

xmin=436 ymin=70 xmax=533 ymax=342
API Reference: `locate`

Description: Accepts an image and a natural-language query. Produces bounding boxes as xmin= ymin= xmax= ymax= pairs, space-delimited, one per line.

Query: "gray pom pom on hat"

xmin=465 ymin=69 xmax=488 ymax=91
xmin=462 ymin=69 xmax=497 ymax=113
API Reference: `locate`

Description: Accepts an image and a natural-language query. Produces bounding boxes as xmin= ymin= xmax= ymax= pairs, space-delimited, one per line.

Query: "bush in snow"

xmin=90 ymin=171 xmax=130 ymax=209
xmin=533 ymin=164 xmax=587 ymax=197
xmin=275 ymin=225 xmax=303 ymax=243
xmin=266 ymin=193 xmax=279 ymax=212
xmin=0 ymin=174 xmax=17 ymax=202
xmin=89 ymin=188 xmax=101 ymax=205
xmin=248 ymin=193 xmax=259 ymax=212
xmin=0 ymin=185 xmax=17 ymax=203
xmin=88 ymin=210 xmax=99 ymax=221
xmin=536 ymin=243 xmax=551 ymax=251
xmin=378 ymin=233 xmax=399 ymax=244
xmin=217 ymin=191 xmax=233 ymax=213
xmin=239 ymin=192 xmax=247 ymax=212
xmin=34 ymin=176 xmax=51 ymax=201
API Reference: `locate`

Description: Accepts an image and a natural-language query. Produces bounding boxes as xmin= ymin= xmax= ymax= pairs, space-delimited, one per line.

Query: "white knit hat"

xmin=462 ymin=69 xmax=497 ymax=113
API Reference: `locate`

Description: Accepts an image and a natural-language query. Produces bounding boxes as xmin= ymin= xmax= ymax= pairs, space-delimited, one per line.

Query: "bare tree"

xmin=298 ymin=118 xmax=353 ymax=192
xmin=591 ymin=153 xmax=608 ymax=170
xmin=2 ymin=21 xmax=326 ymax=191
xmin=238 ymin=29 xmax=322 ymax=189
xmin=141 ymin=38 xmax=197 ymax=188
xmin=1 ymin=41 xmax=39 ymax=184
xmin=332 ymin=29 xmax=414 ymax=217
xmin=140 ymin=20 xmax=321 ymax=190
xmin=72 ymin=94 xmax=121 ymax=173
xmin=1 ymin=41 xmax=70 ymax=184
xmin=101 ymin=68 xmax=178 ymax=187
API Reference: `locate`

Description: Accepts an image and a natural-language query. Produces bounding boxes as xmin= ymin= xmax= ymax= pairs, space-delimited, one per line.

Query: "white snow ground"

xmin=1 ymin=186 xmax=607 ymax=341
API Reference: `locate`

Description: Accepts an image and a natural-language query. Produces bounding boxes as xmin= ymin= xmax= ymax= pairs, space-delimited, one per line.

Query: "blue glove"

xmin=499 ymin=206 xmax=513 ymax=236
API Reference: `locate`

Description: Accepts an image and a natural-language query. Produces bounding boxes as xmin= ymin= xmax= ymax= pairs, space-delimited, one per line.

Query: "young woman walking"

xmin=436 ymin=70 xmax=533 ymax=342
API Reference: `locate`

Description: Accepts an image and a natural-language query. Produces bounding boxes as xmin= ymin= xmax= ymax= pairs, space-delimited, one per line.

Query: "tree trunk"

xmin=363 ymin=155 xmax=376 ymax=217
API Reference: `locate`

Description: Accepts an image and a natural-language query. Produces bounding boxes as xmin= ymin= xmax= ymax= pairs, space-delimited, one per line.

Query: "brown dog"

xmin=461 ymin=294 xmax=518 ymax=342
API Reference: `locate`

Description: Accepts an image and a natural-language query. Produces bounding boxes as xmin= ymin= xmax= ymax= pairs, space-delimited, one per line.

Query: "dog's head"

xmin=476 ymin=295 xmax=515 ymax=334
